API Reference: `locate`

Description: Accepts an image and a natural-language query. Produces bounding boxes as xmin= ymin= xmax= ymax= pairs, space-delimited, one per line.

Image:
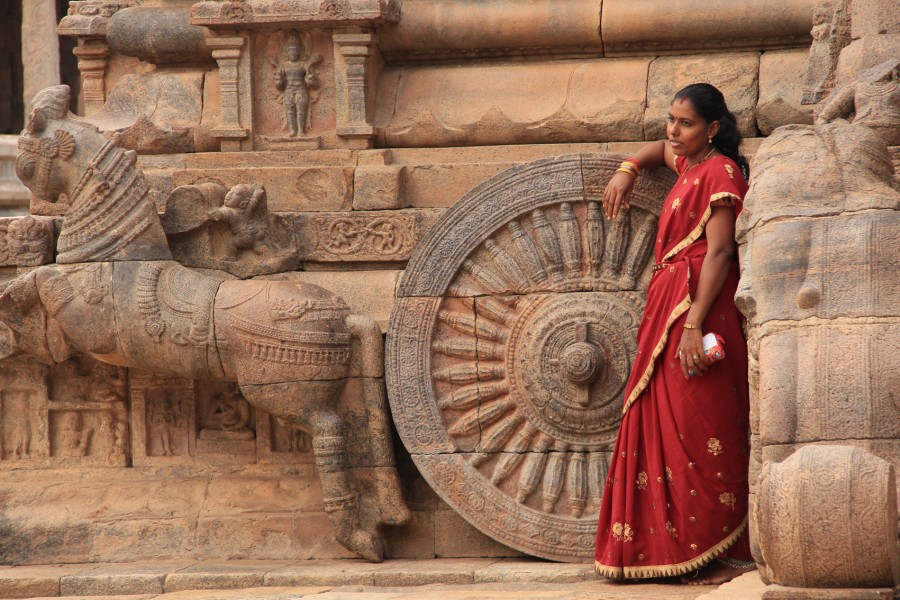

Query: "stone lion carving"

xmin=0 ymin=85 xmax=410 ymax=561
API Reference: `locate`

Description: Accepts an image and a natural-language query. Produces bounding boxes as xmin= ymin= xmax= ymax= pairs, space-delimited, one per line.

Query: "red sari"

xmin=594 ymin=155 xmax=751 ymax=579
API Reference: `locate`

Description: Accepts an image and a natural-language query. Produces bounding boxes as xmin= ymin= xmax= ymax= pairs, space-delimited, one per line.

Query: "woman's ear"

xmin=709 ymin=120 xmax=721 ymax=139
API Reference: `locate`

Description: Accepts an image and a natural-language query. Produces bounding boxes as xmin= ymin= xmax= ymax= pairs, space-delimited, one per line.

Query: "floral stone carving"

xmin=0 ymin=85 xmax=410 ymax=562
xmin=386 ymin=155 xmax=675 ymax=562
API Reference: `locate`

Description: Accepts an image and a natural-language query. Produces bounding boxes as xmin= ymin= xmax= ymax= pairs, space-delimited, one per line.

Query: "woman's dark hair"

xmin=673 ymin=83 xmax=750 ymax=181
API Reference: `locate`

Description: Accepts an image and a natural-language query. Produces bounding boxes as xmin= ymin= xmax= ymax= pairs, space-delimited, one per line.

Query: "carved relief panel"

xmin=129 ymin=371 xmax=196 ymax=465
xmin=253 ymin=29 xmax=336 ymax=150
xmin=387 ymin=155 xmax=674 ymax=562
xmin=0 ymin=359 xmax=50 ymax=465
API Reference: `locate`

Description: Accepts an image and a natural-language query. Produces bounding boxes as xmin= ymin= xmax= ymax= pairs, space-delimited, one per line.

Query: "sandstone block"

xmin=434 ymin=503 xmax=532 ymax=560
xmin=172 ymin=166 xmax=353 ymax=212
xmin=382 ymin=510 xmax=436 ymax=559
xmin=161 ymin=587 xmax=328 ymax=600
xmin=473 ymin=558 xmax=589 ymax=583
xmin=163 ymin=560 xmax=291 ymax=592
xmin=88 ymin=519 xmax=195 ymax=563
xmin=602 ymin=0 xmax=815 ymax=56
xmin=59 ymin=562 xmax=189 ymax=596
xmin=763 ymin=586 xmax=895 ymax=599
xmin=193 ymin=517 xmax=302 ymax=562
xmin=200 ymin=476 xmax=324 ymax=516
xmin=376 ymin=59 xmax=650 ymax=147
xmin=645 ymin=53 xmax=760 ymax=140
xmin=851 ymin=0 xmax=900 ymax=39
xmin=353 ymin=165 xmax=403 ymax=210
xmin=0 ymin=564 xmax=90 ymax=599
xmin=756 ymin=323 xmax=900 ymax=447
xmin=371 ymin=558 xmax=497 ymax=586
xmin=757 ymin=50 xmax=814 ymax=135
xmin=264 ymin=560 xmax=379 ymax=586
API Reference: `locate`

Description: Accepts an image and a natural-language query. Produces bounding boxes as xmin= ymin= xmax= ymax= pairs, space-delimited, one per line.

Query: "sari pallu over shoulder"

xmin=620 ymin=156 xmax=747 ymax=415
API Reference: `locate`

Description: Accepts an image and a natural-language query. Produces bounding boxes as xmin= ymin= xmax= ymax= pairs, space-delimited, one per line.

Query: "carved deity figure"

xmin=6 ymin=217 xmax=53 ymax=266
xmin=208 ymin=183 xmax=273 ymax=261
xmin=147 ymin=388 xmax=180 ymax=457
xmin=3 ymin=390 xmax=32 ymax=460
xmin=58 ymin=411 xmax=91 ymax=457
xmin=274 ymin=31 xmax=322 ymax=137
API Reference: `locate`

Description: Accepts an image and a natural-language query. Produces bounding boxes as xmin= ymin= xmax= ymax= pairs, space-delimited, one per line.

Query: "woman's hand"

xmin=602 ymin=171 xmax=636 ymax=220
xmin=677 ymin=328 xmax=710 ymax=379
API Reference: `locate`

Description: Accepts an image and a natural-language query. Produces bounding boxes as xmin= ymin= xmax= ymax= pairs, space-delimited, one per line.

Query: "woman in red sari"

xmin=594 ymin=83 xmax=755 ymax=585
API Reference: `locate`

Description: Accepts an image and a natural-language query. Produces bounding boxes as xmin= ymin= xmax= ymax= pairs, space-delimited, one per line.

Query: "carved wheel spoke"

xmin=387 ymin=155 xmax=674 ymax=561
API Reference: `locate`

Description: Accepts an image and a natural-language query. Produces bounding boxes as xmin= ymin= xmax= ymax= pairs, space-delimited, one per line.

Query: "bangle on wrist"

xmin=683 ymin=323 xmax=700 ymax=330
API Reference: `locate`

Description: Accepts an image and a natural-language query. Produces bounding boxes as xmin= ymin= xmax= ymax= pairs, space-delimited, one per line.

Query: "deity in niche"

xmin=57 ymin=411 xmax=91 ymax=457
xmin=2 ymin=389 xmax=32 ymax=460
xmin=201 ymin=383 xmax=254 ymax=440
xmin=95 ymin=411 xmax=117 ymax=455
xmin=146 ymin=388 xmax=180 ymax=456
xmin=208 ymin=183 xmax=273 ymax=261
xmin=273 ymin=30 xmax=322 ymax=136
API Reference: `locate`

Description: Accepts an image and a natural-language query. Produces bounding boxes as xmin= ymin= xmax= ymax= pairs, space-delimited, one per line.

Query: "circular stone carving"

xmin=386 ymin=155 xmax=675 ymax=562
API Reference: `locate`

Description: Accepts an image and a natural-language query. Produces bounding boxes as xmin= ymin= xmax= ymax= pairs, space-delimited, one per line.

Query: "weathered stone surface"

xmin=164 ymin=560 xmax=291 ymax=592
xmin=736 ymin=122 xmax=897 ymax=234
xmin=474 ymin=558 xmax=591 ymax=583
xmin=757 ymin=50 xmax=814 ymax=135
xmin=737 ymin=213 xmax=900 ymax=327
xmin=87 ymin=71 xmax=206 ymax=154
xmin=817 ymin=59 xmax=900 ymax=147
xmin=644 ymin=53 xmax=760 ymax=140
xmin=755 ymin=324 xmax=900 ymax=447
xmin=353 ymin=165 xmax=403 ymax=210
xmin=173 ymin=166 xmax=353 ymax=212
xmin=107 ymin=5 xmax=211 ymax=65
xmin=602 ymin=0 xmax=815 ymax=56
xmin=21 ymin=0 xmax=60 ymax=116
xmin=834 ymin=34 xmax=900 ymax=88
xmin=59 ymin=562 xmax=190 ymax=596
xmin=0 ymin=136 xmax=30 ymax=216
xmin=434 ymin=507 xmax=522 ymax=559
xmin=190 ymin=0 xmax=401 ymax=28
xmin=371 ymin=558 xmax=498 ymax=586
xmin=375 ymin=59 xmax=651 ymax=147
xmin=381 ymin=510 xmax=436 ymax=560
xmin=386 ymin=155 xmax=674 ymax=562
xmin=801 ymin=0 xmax=851 ymax=105
xmin=762 ymin=587 xmax=895 ymax=599
xmin=756 ymin=446 xmax=898 ymax=588
xmin=850 ymin=0 xmax=900 ymax=39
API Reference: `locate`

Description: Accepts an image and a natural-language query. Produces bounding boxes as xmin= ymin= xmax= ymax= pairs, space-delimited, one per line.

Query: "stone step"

xmin=0 ymin=558 xmax=745 ymax=599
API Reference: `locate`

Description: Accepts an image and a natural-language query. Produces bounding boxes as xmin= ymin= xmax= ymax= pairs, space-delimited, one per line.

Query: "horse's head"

xmin=16 ymin=85 xmax=103 ymax=205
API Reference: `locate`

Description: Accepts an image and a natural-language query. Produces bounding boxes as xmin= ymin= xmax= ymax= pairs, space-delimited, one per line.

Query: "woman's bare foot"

xmin=680 ymin=558 xmax=756 ymax=585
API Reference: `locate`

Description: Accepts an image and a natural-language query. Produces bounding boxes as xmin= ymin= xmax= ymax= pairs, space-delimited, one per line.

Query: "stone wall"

xmin=0 ymin=0 xmax=851 ymax=567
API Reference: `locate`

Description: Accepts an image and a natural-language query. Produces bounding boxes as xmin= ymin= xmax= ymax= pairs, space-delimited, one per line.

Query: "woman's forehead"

xmin=669 ymin=97 xmax=701 ymax=119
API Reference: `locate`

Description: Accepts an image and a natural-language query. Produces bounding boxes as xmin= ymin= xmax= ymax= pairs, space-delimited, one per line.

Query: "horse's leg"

xmin=238 ymin=380 xmax=384 ymax=562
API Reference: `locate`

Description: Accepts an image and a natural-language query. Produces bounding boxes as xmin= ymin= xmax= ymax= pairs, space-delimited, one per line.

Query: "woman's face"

xmin=666 ymin=98 xmax=718 ymax=162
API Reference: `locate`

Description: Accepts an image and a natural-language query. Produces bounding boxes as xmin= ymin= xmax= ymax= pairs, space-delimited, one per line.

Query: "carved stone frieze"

xmin=58 ymin=1 xmax=134 ymax=37
xmin=190 ymin=0 xmax=400 ymax=27
xmin=387 ymin=155 xmax=675 ymax=561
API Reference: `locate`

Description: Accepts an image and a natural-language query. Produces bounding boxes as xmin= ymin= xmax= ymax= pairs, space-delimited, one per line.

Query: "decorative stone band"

xmin=313 ymin=435 xmax=349 ymax=473
xmin=226 ymin=314 xmax=351 ymax=366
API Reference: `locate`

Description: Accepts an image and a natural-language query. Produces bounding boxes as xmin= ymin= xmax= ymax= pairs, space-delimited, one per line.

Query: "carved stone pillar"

xmin=72 ymin=40 xmax=110 ymax=116
xmin=22 ymin=0 xmax=61 ymax=115
xmin=333 ymin=31 xmax=377 ymax=149
xmin=208 ymin=35 xmax=250 ymax=152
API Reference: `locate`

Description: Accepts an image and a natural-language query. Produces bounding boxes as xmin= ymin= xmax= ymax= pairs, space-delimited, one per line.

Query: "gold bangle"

xmin=616 ymin=166 xmax=638 ymax=177
xmin=683 ymin=323 xmax=700 ymax=330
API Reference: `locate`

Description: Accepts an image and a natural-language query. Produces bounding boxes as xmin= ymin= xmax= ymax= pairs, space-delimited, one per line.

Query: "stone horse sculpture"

xmin=0 ymin=85 xmax=409 ymax=561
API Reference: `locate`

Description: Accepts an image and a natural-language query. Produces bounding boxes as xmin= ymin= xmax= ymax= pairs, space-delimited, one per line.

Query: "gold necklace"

xmin=681 ymin=146 xmax=717 ymax=175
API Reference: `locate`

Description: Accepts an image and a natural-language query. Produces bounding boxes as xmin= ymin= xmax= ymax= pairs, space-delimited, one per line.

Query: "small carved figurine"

xmin=58 ymin=411 xmax=91 ymax=457
xmin=208 ymin=183 xmax=272 ymax=261
xmin=274 ymin=30 xmax=322 ymax=137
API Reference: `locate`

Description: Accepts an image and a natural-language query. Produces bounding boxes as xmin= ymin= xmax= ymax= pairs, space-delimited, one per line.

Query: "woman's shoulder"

xmin=703 ymin=155 xmax=747 ymax=188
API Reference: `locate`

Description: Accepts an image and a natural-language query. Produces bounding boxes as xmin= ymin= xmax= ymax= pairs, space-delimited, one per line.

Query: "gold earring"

xmin=708 ymin=135 xmax=713 ymax=144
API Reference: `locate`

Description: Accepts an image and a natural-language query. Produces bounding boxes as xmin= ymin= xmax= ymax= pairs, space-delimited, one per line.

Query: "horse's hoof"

xmin=382 ymin=502 xmax=412 ymax=527
xmin=349 ymin=529 xmax=385 ymax=563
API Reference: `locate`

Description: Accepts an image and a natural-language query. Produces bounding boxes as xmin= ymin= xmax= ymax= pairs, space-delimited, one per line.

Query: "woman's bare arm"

xmin=676 ymin=206 xmax=736 ymax=378
xmin=603 ymin=140 xmax=676 ymax=220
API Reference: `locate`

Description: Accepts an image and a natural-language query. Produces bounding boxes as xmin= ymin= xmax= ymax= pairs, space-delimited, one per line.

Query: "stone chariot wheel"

xmin=386 ymin=155 xmax=674 ymax=561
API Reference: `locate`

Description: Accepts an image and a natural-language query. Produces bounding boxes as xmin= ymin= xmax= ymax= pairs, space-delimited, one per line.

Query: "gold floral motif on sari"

xmin=665 ymin=466 xmax=673 ymax=484
xmin=612 ymin=522 xmax=634 ymax=542
xmin=665 ymin=521 xmax=677 ymax=539
xmin=636 ymin=472 xmax=649 ymax=490
xmin=708 ymin=438 xmax=724 ymax=455
xmin=719 ymin=492 xmax=737 ymax=509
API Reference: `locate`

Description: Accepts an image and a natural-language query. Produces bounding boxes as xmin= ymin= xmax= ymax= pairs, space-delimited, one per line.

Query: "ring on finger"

xmin=688 ymin=369 xmax=694 ymax=377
